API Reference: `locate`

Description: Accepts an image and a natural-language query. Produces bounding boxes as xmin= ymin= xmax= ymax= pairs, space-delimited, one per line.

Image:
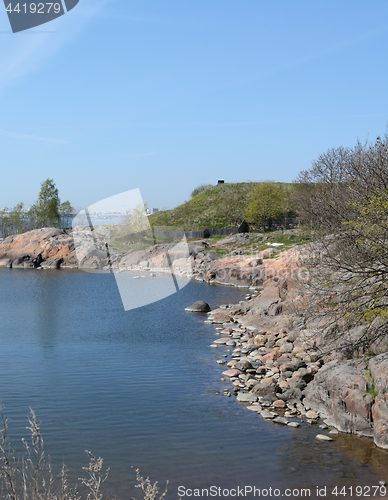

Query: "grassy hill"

xmin=148 ymin=182 xmax=261 ymax=230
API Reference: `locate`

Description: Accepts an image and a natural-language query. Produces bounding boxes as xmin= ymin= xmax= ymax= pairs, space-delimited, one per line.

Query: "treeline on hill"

xmin=151 ymin=130 xmax=388 ymax=353
xmin=149 ymin=181 xmax=298 ymax=231
xmin=293 ymin=130 xmax=388 ymax=353
xmin=0 ymin=179 xmax=74 ymax=238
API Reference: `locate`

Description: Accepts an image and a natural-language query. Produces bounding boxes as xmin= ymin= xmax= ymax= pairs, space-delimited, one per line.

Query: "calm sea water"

xmin=0 ymin=268 xmax=387 ymax=499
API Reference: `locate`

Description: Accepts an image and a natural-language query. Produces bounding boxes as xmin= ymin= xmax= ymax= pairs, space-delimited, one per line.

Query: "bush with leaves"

xmin=190 ymin=184 xmax=212 ymax=199
xmin=0 ymin=204 xmax=27 ymax=238
xmin=0 ymin=408 xmax=166 ymax=500
xmin=245 ymin=182 xmax=287 ymax=231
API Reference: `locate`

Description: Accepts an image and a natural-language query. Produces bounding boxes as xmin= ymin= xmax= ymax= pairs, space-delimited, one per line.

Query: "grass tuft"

xmin=0 ymin=408 xmax=167 ymax=500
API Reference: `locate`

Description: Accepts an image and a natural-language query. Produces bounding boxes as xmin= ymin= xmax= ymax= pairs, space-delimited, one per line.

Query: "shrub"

xmin=190 ymin=184 xmax=212 ymax=198
xmin=0 ymin=408 xmax=167 ymax=500
xmin=245 ymin=182 xmax=287 ymax=231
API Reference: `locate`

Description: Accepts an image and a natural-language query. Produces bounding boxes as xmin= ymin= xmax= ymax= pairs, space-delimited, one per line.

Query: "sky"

xmin=0 ymin=0 xmax=388 ymax=211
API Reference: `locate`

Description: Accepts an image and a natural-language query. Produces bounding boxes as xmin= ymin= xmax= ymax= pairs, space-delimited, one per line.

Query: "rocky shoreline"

xmin=204 ymin=306 xmax=335 ymax=437
xmin=1 ymin=227 xmax=388 ymax=450
xmin=189 ymin=245 xmax=388 ymax=451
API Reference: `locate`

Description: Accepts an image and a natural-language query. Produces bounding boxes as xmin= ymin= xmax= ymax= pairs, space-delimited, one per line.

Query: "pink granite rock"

xmin=222 ymin=369 xmax=243 ymax=378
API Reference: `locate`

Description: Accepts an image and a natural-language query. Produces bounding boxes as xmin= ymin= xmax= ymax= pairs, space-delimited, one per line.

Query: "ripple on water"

xmin=0 ymin=269 xmax=388 ymax=499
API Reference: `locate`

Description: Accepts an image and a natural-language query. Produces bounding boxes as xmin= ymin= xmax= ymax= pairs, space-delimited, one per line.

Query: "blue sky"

xmin=1 ymin=0 xmax=388 ymax=211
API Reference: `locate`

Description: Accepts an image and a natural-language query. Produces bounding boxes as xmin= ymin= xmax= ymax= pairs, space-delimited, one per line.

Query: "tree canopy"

xmin=59 ymin=200 xmax=75 ymax=229
xmin=0 ymin=179 xmax=74 ymax=237
xmin=245 ymin=182 xmax=287 ymax=230
xmin=32 ymin=179 xmax=61 ymax=228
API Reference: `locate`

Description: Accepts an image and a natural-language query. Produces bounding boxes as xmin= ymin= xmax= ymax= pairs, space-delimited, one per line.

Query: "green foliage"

xmin=365 ymin=369 xmax=379 ymax=400
xmin=340 ymin=189 xmax=388 ymax=325
xmin=245 ymin=182 xmax=287 ymax=230
xmin=0 ymin=209 xmax=8 ymax=238
xmin=0 ymin=203 xmax=28 ymax=238
xmin=33 ymin=179 xmax=61 ymax=229
xmin=202 ymin=228 xmax=311 ymax=256
xmin=121 ymin=203 xmax=150 ymax=234
xmin=190 ymin=183 xmax=213 ymax=198
xmin=149 ymin=183 xmax=263 ymax=230
xmin=110 ymin=203 xmax=152 ymax=250
xmin=9 ymin=203 xmax=27 ymax=234
xmin=59 ymin=201 xmax=75 ymax=229
xmin=367 ymin=383 xmax=379 ymax=400
xmin=0 ymin=180 xmax=74 ymax=236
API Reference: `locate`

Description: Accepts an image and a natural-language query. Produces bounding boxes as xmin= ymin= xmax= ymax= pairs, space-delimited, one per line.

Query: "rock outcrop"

xmin=0 ymin=228 xmax=77 ymax=268
xmin=303 ymin=359 xmax=374 ymax=437
xmin=200 ymin=246 xmax=388 ymax=449
xmin=369 ymin=353 xmax=388 ymax=449
xmin=0 ymin=226 xmax=186 ymax=271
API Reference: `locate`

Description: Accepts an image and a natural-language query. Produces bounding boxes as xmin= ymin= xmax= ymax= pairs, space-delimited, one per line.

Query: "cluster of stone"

xmin=206 ymin=292 xmax=338 ymax=440
xmin=190 ymin=240 xmax=388 ymax=448
xmin=198 ymin=246 xmax=388 ymax=449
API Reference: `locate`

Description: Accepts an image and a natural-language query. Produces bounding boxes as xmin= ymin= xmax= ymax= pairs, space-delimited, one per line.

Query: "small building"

xmin=238 ymin=221 xmax=249 ymax=233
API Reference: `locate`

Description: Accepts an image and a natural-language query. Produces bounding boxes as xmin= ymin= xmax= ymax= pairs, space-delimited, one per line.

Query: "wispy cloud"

xmin=0 ymin=129 xmax=69 ymax=143
xmin=0 ymin=0 xmax=113 ymax=93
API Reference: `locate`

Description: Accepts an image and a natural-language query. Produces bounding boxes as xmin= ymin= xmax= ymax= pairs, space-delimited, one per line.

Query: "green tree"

xmin=121 ymin=202 xmax=149 ymax=233
xmin=245 ymin=182 xmax=286 ymax=230
xmin=117 ymin=203 xmax=151 ymax=248
xmin=9 ymin=202 xmax=27 ymax=234
xmin=34 ymin=179 xmax=61 ymax=228
xmin=59 ymin=200 xmax=75 ymax=229
xmin=28 ymin=203 xmax=38 ymax=229
xmin=0 ymin=208 xmax=10 ymax=238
